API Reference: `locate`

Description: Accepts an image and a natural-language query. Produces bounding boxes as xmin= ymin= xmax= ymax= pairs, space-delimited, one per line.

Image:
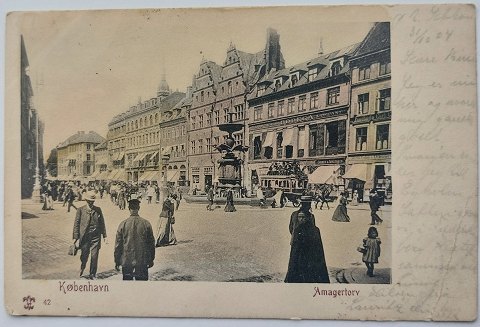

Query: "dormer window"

xmin=308 ymin=67 xmax=318 ymax=82
xmin=257 ymin=84 xmax=267 ymax=96
xmin=274 ymin=79 xmax=282 ymax=90
xmin=331 ymin=61 xmax=342 ymax=76
xmin=290 ymin=73 xmax=299 ymax=86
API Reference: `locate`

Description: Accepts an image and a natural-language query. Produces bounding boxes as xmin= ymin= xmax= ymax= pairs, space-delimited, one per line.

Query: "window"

xmin=198 ymin=139 xmax=203 ymax=153
xmin=234 ymin=104 xmax=244 ymax=121
xmin=356 ymin=127 xmax=368 ymax=151
xmin=310 ymin=92 xmax=319 ymax=109
xmin=206 ymin=138 xmax=212 ymax=152
xmin=254 ymin=106 xmax=263 ymax=121
xmin=214 ymin=136 xmax=220 ymax=146
xmin=276 ymin=132 xmax=283 ymax=158
xmin=190 ymin=140 xmax=196 ymax=154
xmin=199 ymin=114 xmax=204 ymax=128
xmin=376 ymin=124 xmax=390 ymax=149
xmin=228 ymin=81 xmax=233 ymax=94
xmin=87 ymin=144 xmax=91 ymax=150
xmin=309 ymin=124 xmax=325 ymax=157
xmin=298 ymin=126 xmax=306 ymax=157
xmin=379 ymin=61 xmax=391 ymax=75
xmin=192 ymin=175 xmax=200 ymax=184
xmin=86 ymin=154 xmax=91 ymax=161
xmin=206 ymin=112 xmax=212 ymax=126
xmin=287 ymin=98 xmax=295 ymax=114
xmin=358 ymin=93 xmax=369 ymax=114
xmin=298 ymin=95 xmax=307 ymax=111
xmin=326 ymin=122 xmax=339 ymax=148
xmin=257 ymin=84 xmax=266 ymax=96
xmin=253 ymin=136 xmax=262 ymax=159
xmin=200 ymin=91 xmax=204 ymax=102
xmin=378 ymin=89 xmax=391 ymax=111
xmin=327 ymin=87 xmax=340 ymax=105
xmin=191 ymin=116 xmax=196 ymax=129
xmin=290 ymin=74 xmax=298 ymax=86
xmin=268 ymin=103 xmax=275 ymax=118
xmin=233 ymin=133 xmax=243 ymax=145
xmin=214 ymin=110 xmax=220 ymax=125
xmin=223 ymin=108 xmax=229 ymax=123
xmin=308 ymin=67 xmax=318 ymax=82
xmin=359 ymin=66 xmax=371 ymax=81
xmin=331 ymin=61 xmax=342 ymax=76
xmin=274 ymin=79 xmax=282 ymax=90
xmin=277 ymin=100 xmax=284 ymax=116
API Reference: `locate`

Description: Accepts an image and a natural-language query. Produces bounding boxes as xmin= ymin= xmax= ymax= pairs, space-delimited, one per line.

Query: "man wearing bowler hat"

xmin=73 ymin=191 xmax=107 ymax=279
xmin=114 ymin=195 xmax=155 ymax=280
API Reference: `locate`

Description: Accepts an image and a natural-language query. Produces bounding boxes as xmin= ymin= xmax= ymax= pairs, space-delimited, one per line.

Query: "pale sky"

xmin=17 ymin=8 xmax=373 ymax=159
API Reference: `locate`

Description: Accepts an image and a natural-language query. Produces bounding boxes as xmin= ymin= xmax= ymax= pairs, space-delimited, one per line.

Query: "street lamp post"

xmin=31 ymin=111 xmax=42 ymax=203
xmin=159 ymin=153 xmax=170 ymax=205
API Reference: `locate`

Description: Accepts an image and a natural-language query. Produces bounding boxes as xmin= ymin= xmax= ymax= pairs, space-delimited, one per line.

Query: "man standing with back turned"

xmin=114 ymin=196 xmax=156 ymax=280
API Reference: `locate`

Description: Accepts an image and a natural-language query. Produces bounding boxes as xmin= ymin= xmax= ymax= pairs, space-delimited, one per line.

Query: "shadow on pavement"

xmin=22 ymin=212 xmax=39 ymax=219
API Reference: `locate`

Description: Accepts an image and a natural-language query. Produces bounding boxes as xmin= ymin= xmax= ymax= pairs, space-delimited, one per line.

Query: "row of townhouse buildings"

xmin=55 ymin=22 xmax=391 ymax=200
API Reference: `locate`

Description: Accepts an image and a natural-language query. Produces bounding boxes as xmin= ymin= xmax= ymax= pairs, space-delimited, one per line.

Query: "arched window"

xmin=201 ymin=91 xmax=204 ymax=102
xmin=150 ymin=115 xmax=153 ymax=125
xmin=155 ymin=113 xmax=158 ymax=123
xmin=135 ymin=120 xmax=138 ymax=129
xmin=228 ymin=81 xmax=232 ymax=94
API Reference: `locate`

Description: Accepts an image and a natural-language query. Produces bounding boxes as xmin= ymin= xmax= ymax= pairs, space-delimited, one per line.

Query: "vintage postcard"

xmin=4 ymin=4 xmax=477 ymax=321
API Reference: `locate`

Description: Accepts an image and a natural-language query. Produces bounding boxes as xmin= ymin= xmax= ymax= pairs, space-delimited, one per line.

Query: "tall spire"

xmin=318 ymin=38 xmax=324 ymax=56
xmin=157 ymin=67 xmax=170 ymax=99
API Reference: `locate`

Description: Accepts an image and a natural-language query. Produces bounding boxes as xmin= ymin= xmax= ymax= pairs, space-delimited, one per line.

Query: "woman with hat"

xmin=285 ymin=195 xmax=329 ymax=283
xmin=331 ymin=191 xmax=350 ymax=222
xmin=155 ymin=193 xmax=177 ymax=247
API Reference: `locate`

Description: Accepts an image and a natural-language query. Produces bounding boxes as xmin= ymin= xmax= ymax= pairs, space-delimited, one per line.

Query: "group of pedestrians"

xmin=70 ymin=186 xmax=181 ymax=281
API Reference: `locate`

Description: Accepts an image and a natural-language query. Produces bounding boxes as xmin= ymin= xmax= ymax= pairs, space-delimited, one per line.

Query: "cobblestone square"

xmin=22 ymin=198 xmax=391 ymax=283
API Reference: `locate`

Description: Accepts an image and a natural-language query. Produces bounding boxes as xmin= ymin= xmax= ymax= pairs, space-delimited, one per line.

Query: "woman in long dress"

xmin=285 ymin=196 xmax=330 ymax=283
xmin=224 ymin=189 xmax=236 ymax=212
xmin=331 ymin=191 xmax=350 ymax=222
xmin=155 ymin=195 xmax=177 ymax=246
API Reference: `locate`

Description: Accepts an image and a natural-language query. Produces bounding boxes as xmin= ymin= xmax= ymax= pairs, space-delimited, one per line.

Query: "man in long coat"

xmin=114 ymin=196 xmax=155 ymax=280
xmin=73 ymin=191 xmax=107 ymax=279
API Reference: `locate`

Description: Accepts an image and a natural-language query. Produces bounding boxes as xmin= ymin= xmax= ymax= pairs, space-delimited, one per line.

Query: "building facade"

xmin=160 ymin=87 xmax=191 ymax=186
xmin=56 ymin=131 xmax=105 ymax=181
xmin=21 ymin=35 xmax=45 ymax=198
xmin=187 ymin=29 xmax=284 ymax=192
xmin=345 ymin=22 xmax=391 ymax=201
xmin=120 ymin=77 xmax=185 ymax=183
xmin=247 ymin=42 xmax=359 ymax=192
xmin=92 ymin=141 xmax=109 ymax=180
xmin=106 ymin=112 xmax=127 ymax=181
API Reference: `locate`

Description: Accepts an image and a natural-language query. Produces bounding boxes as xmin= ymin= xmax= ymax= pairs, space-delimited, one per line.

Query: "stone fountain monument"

xmin=214 ymin=114 xmax=248 ymax=194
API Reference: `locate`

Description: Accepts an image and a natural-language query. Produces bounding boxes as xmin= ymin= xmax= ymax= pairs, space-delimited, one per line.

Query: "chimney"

xmin=265 ymin=28 xmax=285 ymax=74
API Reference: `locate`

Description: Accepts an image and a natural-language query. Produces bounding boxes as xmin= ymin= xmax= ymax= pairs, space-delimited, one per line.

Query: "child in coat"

xmin=362 ymin=226 xmax=381 ymax=277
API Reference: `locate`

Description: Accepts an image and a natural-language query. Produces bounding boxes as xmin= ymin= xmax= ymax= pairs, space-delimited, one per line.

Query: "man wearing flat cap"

xmin=114 ymin=195 xmax=156 ymax=280
xmin=73 ymin=191 xmax=107 ymax=279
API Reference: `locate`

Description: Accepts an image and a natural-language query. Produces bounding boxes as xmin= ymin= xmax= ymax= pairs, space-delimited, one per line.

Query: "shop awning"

xmin=138 ymin=171 xmax=152 ymax=181
xmin=96 ymin=171 xmax=108 ymax=180
xmin=115 ymin=170 xmax=127 ymax=182
xmin=132 ymin=153 xmax=143 ymax=162
xmin=161 ymin=148 xmax=171 ymax=156
xmin=90 ymin=170 xmax=100 ymax=178
xmin=150 ymin=151 xmax=158 ymax=159
xmin=166 ymin=169 xmax=179 ymax=182
xmin=282 ymin=128 xmax=294 ymax=146
xmin=107 ymin=170 xmax=118 ymax=180
xmin=116 ymin=153 xmax=125 ymax=161
xmin=263 ymin=132 xmax=274 ymax=148
xmin=150 ymin=171 xmax=160 ymax=181
xmin=343 ymin=164 xmax=368 ymax=181
xmin=308 ymin=165 xmax=340 ymax=184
